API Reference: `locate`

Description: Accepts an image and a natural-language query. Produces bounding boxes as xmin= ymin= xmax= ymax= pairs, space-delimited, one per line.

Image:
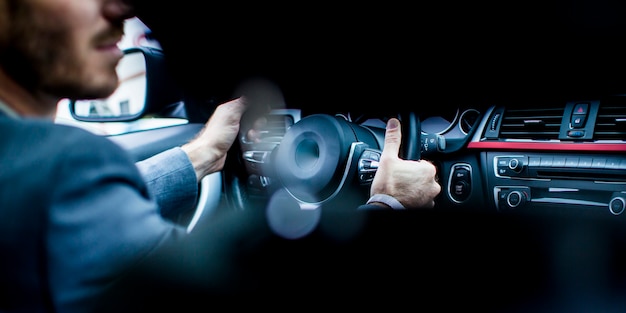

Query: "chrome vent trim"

xmin=594 ymin=104 xmax=626 ymax=141
xmin=498 ymin=107 xmax=564 ymax=140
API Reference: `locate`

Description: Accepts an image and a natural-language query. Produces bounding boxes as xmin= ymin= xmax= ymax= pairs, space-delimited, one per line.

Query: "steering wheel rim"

xmin=398 ymin=112 xmax=421 ymax=161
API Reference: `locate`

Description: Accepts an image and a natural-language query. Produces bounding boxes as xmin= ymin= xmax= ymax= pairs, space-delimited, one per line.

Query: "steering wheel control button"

xmin=448 ymin=163 xmax=472 ymax=203
xmin=358 ymin=149 xmax=380 ymax=184
xmin=360 ymin=150 xmax=380 ymax=163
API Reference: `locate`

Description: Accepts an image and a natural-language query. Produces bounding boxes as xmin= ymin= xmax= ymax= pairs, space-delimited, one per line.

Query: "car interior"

xmin=64 ymin=1 xmax=626 ymax=311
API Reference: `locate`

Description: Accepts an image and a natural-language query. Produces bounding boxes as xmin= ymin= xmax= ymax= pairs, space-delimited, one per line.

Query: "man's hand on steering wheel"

xmin=370 ymin=117 xmax=441 ymax=209
xmin=181 ymin=97 xmax=248 ymax=182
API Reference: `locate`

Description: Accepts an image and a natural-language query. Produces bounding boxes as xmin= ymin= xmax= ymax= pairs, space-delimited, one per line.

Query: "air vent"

xmin=594 ymin=105 xmax=626 ymax=141
xmin=498 ymin=107 xmax=564 ymax=140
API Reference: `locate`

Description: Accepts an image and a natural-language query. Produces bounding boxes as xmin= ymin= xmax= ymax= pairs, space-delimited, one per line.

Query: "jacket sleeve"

xmin=135 ymin=147 xmax=199 ymax=218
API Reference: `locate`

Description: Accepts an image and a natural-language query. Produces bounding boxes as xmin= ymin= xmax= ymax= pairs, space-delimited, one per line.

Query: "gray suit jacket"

xmin=0 ymin=115 xmax=197 ymax=312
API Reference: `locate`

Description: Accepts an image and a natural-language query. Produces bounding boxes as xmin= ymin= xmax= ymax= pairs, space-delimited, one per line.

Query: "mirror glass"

xmin=72 ymin=51 xmax=147 ymax=119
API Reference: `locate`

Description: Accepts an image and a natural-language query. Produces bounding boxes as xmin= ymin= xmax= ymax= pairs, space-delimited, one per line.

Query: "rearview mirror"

xmin=69 ymin=46 xmax=182 ymax=122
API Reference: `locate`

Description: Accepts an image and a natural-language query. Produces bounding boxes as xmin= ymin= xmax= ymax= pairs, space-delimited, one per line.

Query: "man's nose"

xmin=103 ymin=0 xmax=136 ymax=21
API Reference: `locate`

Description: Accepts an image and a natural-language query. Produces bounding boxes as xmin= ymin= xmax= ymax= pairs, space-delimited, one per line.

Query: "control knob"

xmin=609 ymin=194 xmax=626 ymax=215
xmin=507 ymin=190 xmax=525 ymax=208
xmin=508 ymin=158 xmax=523 ymax=173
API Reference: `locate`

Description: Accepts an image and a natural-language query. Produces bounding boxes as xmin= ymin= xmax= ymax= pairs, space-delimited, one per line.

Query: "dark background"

xmin=133 ymin=1 xmax=626 ymax=110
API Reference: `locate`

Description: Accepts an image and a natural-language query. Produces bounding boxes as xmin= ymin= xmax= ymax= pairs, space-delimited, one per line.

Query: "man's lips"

xmin=95 ymin=37 xmax=124 ymax=60
xmin=97 ymin=36 xmax=123 ymax=49
xmin=94 ymin=28 xmax=124 ymax=51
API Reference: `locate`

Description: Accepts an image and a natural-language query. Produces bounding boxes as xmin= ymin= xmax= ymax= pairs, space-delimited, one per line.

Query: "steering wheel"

xmin=266 ymin=111 xmax=420 ymax=211
xmin=222 ymin=110 xmax=421 ymax=238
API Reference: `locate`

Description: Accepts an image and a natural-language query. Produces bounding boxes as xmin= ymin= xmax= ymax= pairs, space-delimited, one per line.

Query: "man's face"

xmin=0 ymin=0 xmax=129 ymax=102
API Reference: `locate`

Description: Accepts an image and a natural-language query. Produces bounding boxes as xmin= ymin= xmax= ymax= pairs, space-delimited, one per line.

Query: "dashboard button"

xmin=605 ymin=159 xmax=621 ymax=169
xmin=449 ymin=164 xmax=472 ymax=203
xmin=507 ymin=191 xmax=522 ymax=208
xmin=552 ymin=157 xmax=566 ymax=167
xmin=609 ymin=197 xmax=625 ymax=215
xmin=496 ymin=187 xmax=530 ymax=211
xmin=592 ymin=158 xmax=606 ymax=169
xmin=508 ymin=158 xmax=523 ymax=172
xmin=567 ymin=130 xmax=585 ymax=137
xmin=573 ymin=103 xmax=589 ymax=115
xmin=540 ymin=157 xmax=553 ymax=167
xmin=497 ymin=158 xmax=509 ymax=167
xmin=578 ymin=158 xmax=593 ymax=168
xmin=571 ymin=114 xmax=586 ymax=128
xmin=565 ymin=158 xmax=579 ymax=167
xmin=528 ymin=157 xmax=541 ymax=167
xmin=453 ymin=181 xmax=469 ymax=198
xmin=454 ymin=168 xmax=470 ymax=180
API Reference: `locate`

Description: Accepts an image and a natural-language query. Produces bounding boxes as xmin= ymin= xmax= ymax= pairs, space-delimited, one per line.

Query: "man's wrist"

xmin=366 ymin=194 xmax=406 ymax=210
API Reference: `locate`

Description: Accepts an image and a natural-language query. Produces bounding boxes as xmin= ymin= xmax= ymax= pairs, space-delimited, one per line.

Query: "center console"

xmin=485 ymin=152 xmax=626 ymax=216
xmin=461 ymin=98 xmax=626 ymax=218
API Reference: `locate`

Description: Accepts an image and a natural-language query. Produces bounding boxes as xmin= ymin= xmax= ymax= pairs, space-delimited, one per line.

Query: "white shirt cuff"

xmin=366 ymin=194 xmax=406 ymax=210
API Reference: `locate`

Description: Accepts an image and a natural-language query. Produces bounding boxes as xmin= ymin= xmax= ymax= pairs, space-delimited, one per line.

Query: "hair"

xmin=0 ymin=0 xmax=41 ymax=91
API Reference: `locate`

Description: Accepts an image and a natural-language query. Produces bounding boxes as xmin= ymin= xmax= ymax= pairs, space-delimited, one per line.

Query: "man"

xmin=0 ymin=0 xmax=440 ymax=312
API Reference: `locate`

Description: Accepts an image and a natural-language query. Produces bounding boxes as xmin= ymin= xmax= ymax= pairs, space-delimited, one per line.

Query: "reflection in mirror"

xmin=72 ymin=51 xmax=147 ymax=119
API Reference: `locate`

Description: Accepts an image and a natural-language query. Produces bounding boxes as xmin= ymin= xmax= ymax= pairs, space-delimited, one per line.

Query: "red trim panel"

xmin=468 ymin=141 xmax=626 ymax=152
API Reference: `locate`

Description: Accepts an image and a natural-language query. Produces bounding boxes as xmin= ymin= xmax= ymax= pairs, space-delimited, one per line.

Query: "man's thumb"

xmin=381 ymin=118 xmax=402 ymax=158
